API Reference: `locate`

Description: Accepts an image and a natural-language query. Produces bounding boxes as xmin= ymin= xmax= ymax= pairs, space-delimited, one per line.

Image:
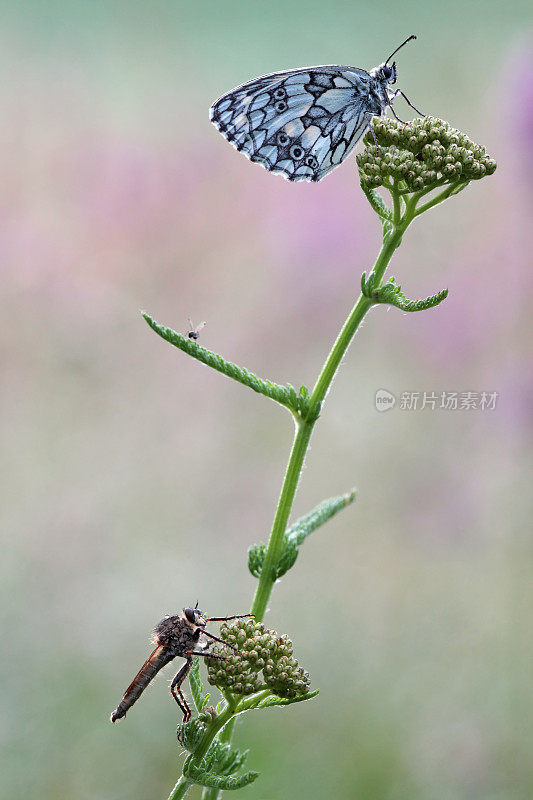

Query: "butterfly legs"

xmin=367 ymin=120 xmax=381 ymax=151
xmin=389 ymin=89 xmax=425 ymax=119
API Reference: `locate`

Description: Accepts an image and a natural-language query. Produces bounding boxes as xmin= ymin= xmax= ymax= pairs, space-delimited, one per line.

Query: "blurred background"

xmin=1 ymin=1 xmax=532 ymax=798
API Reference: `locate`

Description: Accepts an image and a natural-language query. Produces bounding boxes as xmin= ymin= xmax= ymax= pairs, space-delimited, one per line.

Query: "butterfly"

xmin=210 ymin=35 xmax=422 ymax=183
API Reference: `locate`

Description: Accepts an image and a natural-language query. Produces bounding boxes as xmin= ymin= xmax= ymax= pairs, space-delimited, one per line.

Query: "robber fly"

xmin=110 ymin=605 xmax=252 ymax=724
xmin=187 ymin=318 xmax=206 ymax=340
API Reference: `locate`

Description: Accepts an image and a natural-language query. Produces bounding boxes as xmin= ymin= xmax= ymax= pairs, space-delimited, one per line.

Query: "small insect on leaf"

xmin=187 ymin=318 xmax=207 ymax=340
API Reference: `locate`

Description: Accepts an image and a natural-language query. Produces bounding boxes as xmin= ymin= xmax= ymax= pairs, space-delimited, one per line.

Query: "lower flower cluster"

xmin=356 ymin=116 xmax=496 ymax=191
xmin=206 ymin=618 xmax=310 ymax=699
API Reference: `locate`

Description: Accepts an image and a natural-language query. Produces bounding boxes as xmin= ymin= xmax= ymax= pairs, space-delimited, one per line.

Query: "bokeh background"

xmin=1 ymin=1 xmax=532 ymax=798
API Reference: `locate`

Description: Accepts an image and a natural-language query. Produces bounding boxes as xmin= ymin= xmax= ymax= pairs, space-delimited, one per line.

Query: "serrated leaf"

xmin=249 ymin=490 xmax=355 ymax=582
xmin=256 ymin=689 xmax=319 ymax=709
xmin=189 ymin=657 xmax=209 ymax=712
xmin=248 ymin=543 xmax=265 ymax=578
xmin=203 ymin=739 xmax=249 ymax=777
xmin=362 ymin=185 xmax=393 ymax=223
xmin=177 ymin=717 xmax=208 ymax=751
xmin=143 ymin=312 xmax=297 ymax=412
xmin=286 ymin=490 xmax=356 ymax=547
xmin=183 ymin=756 xmax=259 ymax=790
xmin=375 ymin=279 xmax=449 ymax=312
xmin=272 ymin=542 xmax=298 ymax=580
xmin=361 ymin=271 xmax=379 ymax=300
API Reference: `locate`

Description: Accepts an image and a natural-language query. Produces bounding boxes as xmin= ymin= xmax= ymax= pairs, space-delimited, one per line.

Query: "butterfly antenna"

xmin=385 ymin=34 xmax=417 ymax=65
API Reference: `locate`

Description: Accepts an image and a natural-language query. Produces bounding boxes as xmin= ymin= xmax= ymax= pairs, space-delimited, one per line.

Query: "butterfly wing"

xmin=210 ymin=66 xmax=375 ymax=182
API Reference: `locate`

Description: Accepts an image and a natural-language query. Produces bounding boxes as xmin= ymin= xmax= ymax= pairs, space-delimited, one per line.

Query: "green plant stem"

xmin=171 ymin=183 xmax=452 ymax=800
xmin=167 ymin=776 xmax=193 ymax=800
xmin=170 ymin=704 xmax=235 ymax=800
xmin=251 ymin=418 xmax=313 ymax=621
xmin=250 ymin=214 xmax=410 ymax=624
xmin=200 ymin=718 xmax=237 ymax=800
xmin=414 ymin=181 xmax=467 ymax=216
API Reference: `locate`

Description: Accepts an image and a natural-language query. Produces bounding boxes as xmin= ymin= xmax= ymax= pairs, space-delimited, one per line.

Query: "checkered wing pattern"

xmin=210 ymin=66 xmax=375 ymax=182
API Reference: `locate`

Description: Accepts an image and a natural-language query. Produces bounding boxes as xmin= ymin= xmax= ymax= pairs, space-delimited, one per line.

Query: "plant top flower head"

xmin=348 ymin=116 xmax=498 ymax=318
xmin=357 ymin=115 xmax=497 ymax=193
xmin=206 ymin=618 xmax=311 ymax=699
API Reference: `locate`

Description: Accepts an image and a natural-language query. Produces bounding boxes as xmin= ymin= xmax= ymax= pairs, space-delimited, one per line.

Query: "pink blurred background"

xmin=1 ymin=3 xmax=532 ymax=798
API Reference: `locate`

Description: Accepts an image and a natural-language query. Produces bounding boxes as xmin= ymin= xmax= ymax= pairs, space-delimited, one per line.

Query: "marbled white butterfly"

xmin=210 ymin=35 xmax=422 ymax=182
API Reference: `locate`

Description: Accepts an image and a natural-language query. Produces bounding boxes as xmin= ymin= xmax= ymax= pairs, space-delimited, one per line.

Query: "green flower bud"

xmin=355 ymin=117 xmax=494 ymax=193
xmin=206 ymin=620 xmax=312 ymax=700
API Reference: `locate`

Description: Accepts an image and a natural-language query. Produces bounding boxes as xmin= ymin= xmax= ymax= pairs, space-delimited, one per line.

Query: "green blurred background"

xmin=1 ymin=1 xmax=532 ymax=798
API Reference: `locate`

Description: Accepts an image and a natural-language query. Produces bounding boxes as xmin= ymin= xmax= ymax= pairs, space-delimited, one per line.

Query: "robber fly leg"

xmin=170 ymin=658 xmax=193 ymax=723
xmin=207 ymin=614 xmax=254 ymax=622
xmin=201 ymin=630 xmax=238 ymax=652
xmin=187 ymin=650 xmax=227 ymax=660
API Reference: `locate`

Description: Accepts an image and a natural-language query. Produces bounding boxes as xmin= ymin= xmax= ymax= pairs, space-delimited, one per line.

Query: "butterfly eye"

xmin=305 ymin=154 xmax=318 ymax=169
xmin=290 ymin=144 xmax=304 ymax=161
xmin=274 ymin=100 xmax=288 ymax=112
xmin=184 ymin=608 xmax=196 ymax=623
xmin=382 ymin=65 xmax=394 ymax=80
xmin=273 ymin=87 xmax=287 ymax=100
xmin=277 ymin=132 xmax=290 ymax=146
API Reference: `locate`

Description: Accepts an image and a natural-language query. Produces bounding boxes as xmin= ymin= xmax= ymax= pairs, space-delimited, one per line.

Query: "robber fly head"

xmin=182 ymin=606 xmax=206 ymax=627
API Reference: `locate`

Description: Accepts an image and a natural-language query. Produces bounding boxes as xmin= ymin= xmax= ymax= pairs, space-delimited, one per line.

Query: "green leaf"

xmin=361 ymin=270 xmax=379 ymax=300
xmin=256 ymin=689 xmax=319 ymax=709
xmin=287 ymin=383 xmax=316 ymax=420
xmin=189 ymin=657 xmax=209 ymax=712
xmin=177 ymin=717 xmax=208 ymax=752
xmin=203 ymin=739 xmax=249 ymax=776
xmin=361 ymin=185 xmax=393 ymax=224
xmin=272 ymin=541 xmax=298 ymax=580
xmin=143 ymin=312 xmax=296 ymax=412
xmin=247 ymin=543 xmax=266 ymax=578
xmin=286 ymin=489 xmax=356 ymax=548
xmin=183 ymin=756 xmax=259 ymax=790
xmin=374 ymin=279 xmax=449 ymax=312
xmin=248 ymin=490 xmax=356 ymax=581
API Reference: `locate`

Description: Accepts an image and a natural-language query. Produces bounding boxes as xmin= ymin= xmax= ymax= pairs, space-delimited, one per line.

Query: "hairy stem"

xmin=251 ymin=419 xmax=313 ymax=621
xmin=250 ymin=212 xmax=410 ymax=625
xmin=167 ymin=776 xmax=193 ymax=800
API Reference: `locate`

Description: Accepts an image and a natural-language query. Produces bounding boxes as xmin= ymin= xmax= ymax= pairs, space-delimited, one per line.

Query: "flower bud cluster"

xmin=357 ymin=116 xmax=496 ymax=191
xmin=206 ymin=618 xmax=311 ymax=699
